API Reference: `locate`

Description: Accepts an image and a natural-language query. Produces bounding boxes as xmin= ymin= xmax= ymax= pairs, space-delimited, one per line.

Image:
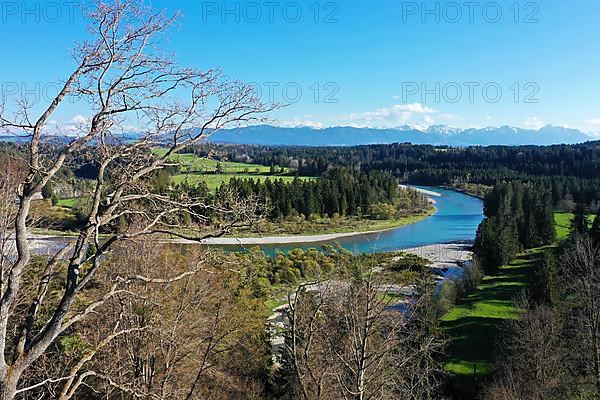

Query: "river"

xmin=21 ymin=186 xmax=483 ymax=257
xmin=216 ymin=186 xmax=484 ymax=255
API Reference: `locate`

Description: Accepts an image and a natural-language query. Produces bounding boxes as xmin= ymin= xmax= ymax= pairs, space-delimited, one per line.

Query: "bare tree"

xmin=486 ymin=297 xmax=567 ymax=400
xmin=0 ymin=157 xmax=24 ymax=284
xmin=0 ymin=1 xmax=272 ymax=398
xmin=281 ymin=269 xmax=443 ymax=400
xmin=283 ymin=281 xmax=332 ymax=400
xmin=38 ymin=242 xmax=267 ymax=400
xmin=562 ymin=235 xmax=600 ymax=394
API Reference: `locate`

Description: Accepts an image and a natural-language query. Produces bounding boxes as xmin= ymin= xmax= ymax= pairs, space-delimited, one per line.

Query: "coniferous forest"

xmin=192 ymin=141 xmax=600 ymax=208
xmin=220 ymin=168 xmax=428 ymax=220
xmin=474 ymin=182 xmax=556 ymax=272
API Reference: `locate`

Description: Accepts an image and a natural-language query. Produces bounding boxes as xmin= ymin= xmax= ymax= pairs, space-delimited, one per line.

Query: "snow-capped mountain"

xmin=206 ymin=124 xmax=592 ymax=147
xmin=1 ymin=125 xmax=592 ymax=147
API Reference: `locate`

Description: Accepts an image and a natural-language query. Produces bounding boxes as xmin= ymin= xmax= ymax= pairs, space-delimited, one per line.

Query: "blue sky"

xmin=1 ymin=0 xmax=600 ymax=134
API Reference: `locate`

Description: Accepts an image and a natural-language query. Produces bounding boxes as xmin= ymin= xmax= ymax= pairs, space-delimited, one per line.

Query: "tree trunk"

xmin=0 ymin=374 xmax=18 ymax=400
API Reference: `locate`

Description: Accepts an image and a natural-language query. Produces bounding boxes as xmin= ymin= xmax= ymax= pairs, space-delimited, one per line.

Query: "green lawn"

xmin=56 ymin=198 xmax=78 ymax=208
xmin=554 ymin=212 xmax=597 ymax=241
xmin=153 ymin=148 xmax=313 ymax=190
xmin=153 ymin=149 xmax=284 ymax=174
xmin=441 ymin=249 xmax=541 ymax=375
xmin=554 ymin=212 xmax=573 ymax=240
xmin=441 ymin=212 xmax=571 ymax=396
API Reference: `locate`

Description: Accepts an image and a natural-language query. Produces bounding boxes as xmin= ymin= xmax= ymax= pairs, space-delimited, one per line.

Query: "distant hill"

xmin=1 ymin=125 xmax=593 ymax=147
xmin=207 ymin=125 xmax=593 ymax=147
xmin=0 ymin=135 xmax=30 ymax=144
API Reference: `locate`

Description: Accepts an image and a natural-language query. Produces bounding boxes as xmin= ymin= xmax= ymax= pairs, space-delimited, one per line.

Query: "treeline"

xmin=486 ymin=222 xmax=600 ymax=398
xmin=469 ymin=182 xmax=600 ymax=398
xmin=474 ymin=182 xmax=556 ymax=272
xmin=218 ymin=168 xmax=429 ymax=220
xmin=186 ymin=141 xmax=600 ymax=209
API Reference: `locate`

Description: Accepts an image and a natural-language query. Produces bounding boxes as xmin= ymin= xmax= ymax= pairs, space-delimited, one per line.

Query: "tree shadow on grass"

xmin=441 ymin=250 xmax=546 ymax=399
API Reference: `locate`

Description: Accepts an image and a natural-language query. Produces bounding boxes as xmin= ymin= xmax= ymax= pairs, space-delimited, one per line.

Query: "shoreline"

xmin=17 ymin=209 xmax=436 ymax=249
xmin=441 ymin=185 xmax=485 ymax=200
xmin=403 ymin=242 xmax=473 ymax=267
xmin=399 ymin=185 xmax=442 ymax=198
xmin=166 ymin=207 xmax=437 ymax=246
xmin=22 ymin=185 xmax=480 ymax=251
xmin=170 ymin=185 xmax=442 ymax=246
xmin=165 ymin=218 xmax=428 ymax=245
xmin=17 ymin=209 xmax=437 ymax=249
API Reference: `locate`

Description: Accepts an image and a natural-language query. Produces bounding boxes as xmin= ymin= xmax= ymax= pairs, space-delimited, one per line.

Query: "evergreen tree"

xmin=539 ymin=190 xmax=557 ymax=244
xmin=532 ymin=249 xmax=559 ymax=306
xmin=570 ymin=203 xmax=589 ymax=235
xmin=591 ymin=209 xmax=600 ymax=244
xmin=41 ymin=181 xmax=58 ymax=205
xmin=475 ymin=182 xmax=555 ymax=273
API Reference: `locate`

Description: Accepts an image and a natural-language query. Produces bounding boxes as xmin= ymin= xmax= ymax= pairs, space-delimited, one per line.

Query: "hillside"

xmin=207 ymin=125 xmax=593 ymax=147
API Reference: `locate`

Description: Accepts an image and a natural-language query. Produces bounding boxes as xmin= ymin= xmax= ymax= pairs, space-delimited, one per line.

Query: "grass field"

xmin=153 ymin=149 xmax=285 ymax=173
xmin=554 ymin=212 xmax=573 ymax=240
xmin=441 ymin=249 xmax=542 ymax=375
xmin=441 ymin=213 xmax=572 ymax=396
xmin=153 ymin=149 xmax=313 ymax=190
xmin=56 ymin=198 xmax=78 ymax=208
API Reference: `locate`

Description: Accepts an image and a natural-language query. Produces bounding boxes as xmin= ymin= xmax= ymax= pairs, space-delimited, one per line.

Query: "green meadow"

xmin=56 ymin=198 xmax=78 ymax=208
xmin=153 ymin=149 xmax=314 ymax=190
xmin=441 ymin=249 xmax=541 ymax=376
xmin=171 ymin=173 xmax=311 ymax=189
xmin=441 ymin=213 xmax=573 ymax=395
xmin=554 ymin=212 xmax=574 ymax=240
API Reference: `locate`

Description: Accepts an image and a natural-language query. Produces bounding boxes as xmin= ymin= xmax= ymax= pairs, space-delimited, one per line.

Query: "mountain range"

xmin=0 ymin=125 xmax=594 ymax=147
xmin=207 ymin=125 xmax=594 ymax=147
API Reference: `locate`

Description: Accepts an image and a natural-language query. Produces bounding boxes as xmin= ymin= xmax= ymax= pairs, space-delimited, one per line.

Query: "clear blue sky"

xmin=1 ymin=0 xmax=599 ymax=134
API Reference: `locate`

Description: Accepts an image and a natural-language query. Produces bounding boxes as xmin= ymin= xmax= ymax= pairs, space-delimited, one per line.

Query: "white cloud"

xmin=278 ymin=117 xmax=324 ymax=129
xmin=523 ymin=116 xmax=545 ymax=130
xmin=439 ymin=113 xmax=463 ymax=122
xmin=275 ymin=103 xmax=467 ymax=129
xmin=344 ymin=103 xmax=437 ymax=128
xmin=423 ymin=115 xmax=436 ymax=125
xmin=583 ymin=119 xmax=600 ymax=128
xmin=581 ymin=119 xmax=600 ymax=136
xmin=70 ymin=115 xmax=88 ymax=125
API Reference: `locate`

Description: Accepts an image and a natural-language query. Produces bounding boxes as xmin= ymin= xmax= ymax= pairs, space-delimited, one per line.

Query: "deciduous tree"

xmin=0 ymin=1 xmax=271 ymax=398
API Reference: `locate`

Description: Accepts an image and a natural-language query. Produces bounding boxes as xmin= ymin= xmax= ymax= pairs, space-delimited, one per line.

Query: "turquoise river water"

xmin=220 ymin=186 xmax=484 ymax=255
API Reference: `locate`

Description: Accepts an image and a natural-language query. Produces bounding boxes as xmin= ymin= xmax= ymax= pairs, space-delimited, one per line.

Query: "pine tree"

xmin=570 ymin=203 xmax=589 ymax=235
xmin=591 ymin=209 xmax=600 ymax=244
xmin=539 ymin=191 xmax=557 ymax=244
xmin=532 ymin=249 xmax=559 ymax=306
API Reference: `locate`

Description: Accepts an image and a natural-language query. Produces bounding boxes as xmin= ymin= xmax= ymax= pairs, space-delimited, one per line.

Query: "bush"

xmin=437 ymin=280 xmax=458 ymax=316
xmin=463 ymin=259 xmax=484 ymax=292
xmin=388 ymin=253 xmax=430 ymax=273
xmin=369 ymin=202 xmax=396 ymax=220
